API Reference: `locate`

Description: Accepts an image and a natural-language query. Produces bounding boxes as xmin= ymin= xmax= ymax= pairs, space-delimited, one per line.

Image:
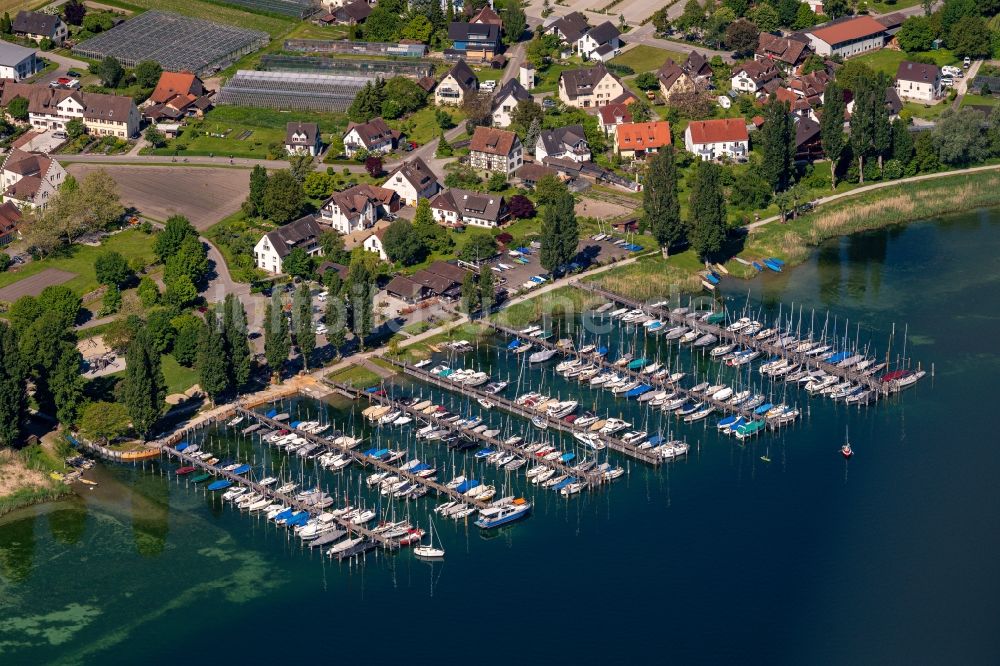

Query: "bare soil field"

xmin=575 ymin=196 xmax=636 ymax=220
xmin=67 ymin=165 xmax=250 ymax=230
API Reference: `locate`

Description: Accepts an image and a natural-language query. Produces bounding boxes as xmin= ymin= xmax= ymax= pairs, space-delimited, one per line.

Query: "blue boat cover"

xmin=455 ymin=479 xmax=479 ymax=494
xmin=411 ymin=463 xmax=431 ymax=472
xmin=233 ymin=464 xmax=251 ymax=475
xmin=647 ymin=434 xmax=664 ymax=446
xmin=364 ymin=386 xmax=380 ymax=393
xmin=507 ymin=339 xmax=521 ymax=350
xmin=176 ymin=442 xmax=189 ymax=451
xmin=561 ymin=452 xmax=576 ymax=462
xmin=266 ymin=409 xmax=278 ymax=418
xmin=363 ymin=447 xmax=378 ymax=457
xmin=754 ymin=403 xmax=773 ymax=415
xmin=768 ymin=257 xmax=785 ymax=266
xmin=208 ymin=480 xmax=232 ymax=491
xmin=717 ymin=415 xmax=740 ymax=427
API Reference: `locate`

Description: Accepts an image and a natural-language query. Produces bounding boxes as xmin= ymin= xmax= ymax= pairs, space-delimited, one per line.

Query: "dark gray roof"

xmin=264 ymin=215 xmax=323 ymax=259
xmin=390 ymin=156 xmax=438 ymax=191
xmin=335 ymin=0 xmax=372 ymax=22
xmin=491 ymin=78 xmax=532 ymax=111
xmin=683 ymin=50 xmax=712 ymax=78
xmin=538 ymin=124 xmax=587 ymax=155
xmin=896 ymin=60 xmax=939 ymax=84
xmin=885 ymin=87 xmax=902 ymax=115
xmin=0 ymin=40 xmax=36 ymax=67
xmin=444 ymin=59 xmax=478 ymax=92
xmin=431 ymin=188 xmax=506 ymax=224
xmin=560 ymin=63 xmax=617 ymax=100
xmin=794 ymin=117 xmax=820 ymax=147
xmin=13 ymin=10 xmax=60 ymax=37
xmin=448 ymin=21 xmax=500 ymax=44
xmin=551 ymin=12 xmax=589 ymax=43
xmin=585 ymin=21 xmax=619 ymax=45
xmin=286 ymin=121 xmax=318 ymax=146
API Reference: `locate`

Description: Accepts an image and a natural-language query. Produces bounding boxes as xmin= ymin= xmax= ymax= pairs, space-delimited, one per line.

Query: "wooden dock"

xmin=574 ymin=282 xmax=886 ymax=392
xmin=327 ymin=380 xmax=607 ymax=485
xmin=376 ymin=356 xmax=663 ymax=466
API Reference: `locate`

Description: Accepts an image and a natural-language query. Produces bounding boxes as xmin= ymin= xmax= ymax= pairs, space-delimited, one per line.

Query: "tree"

xmin=171 ymin=314 xmax=203 ymax=367
xmin=264 ymin=291 xmax=290 ymax=380
xmin=94 ymin=56 xmax=124 ymax=88
xmin=687 ymin=160 xmax=727 ymax=261
xmin=287 ymin=153 xmax=313 ymax=183
xmin=634 ymin=72 xmax=659 ymax=90
xmin=346 ymin=253 xmax=375 ymax=349
xmin=76 ymin=169 xmax=124 ymax=232
xmin=487 ymin=172 xmax=507 ymax=191
xmin=293 ymin=285 xmax=315 ymax=370
xmin=50 ymin=343 xmax=84 ymax=426
xmin=890 ymin=117 xmax=915 ymax=166
xmin=100 ymin=285 xmax=121 ymax=316
xmin=534 ymin=173 xmax=567 ymax=206
xmin=821 ymin=81 xmax=847 ymax=188
xmin=730 ymin=169 xmax=771 ymax=209
xmin=949 ymin=15 xmax=991 ymax=58
xmin=134 ymin=60 xmax=162 ymax=89
xmin=629 ymin=100 xmax=651 ymax=123
xmin=775 ymin=0 xmax=799 ymax=26
xmin=497 ymin=0 xmax=527 ymax=43
xmin=245 ymin=165 xmax=268 ymax=217
xmin=850 ymin=78 xmax=890 ymax=183
xmin=413 ymin=198 xmax=452 ymax=252
xmin=0 ymin=12 xmax=9 ymax=35
xmin=280 ymin=247 xmax=312 ymax=279
xmin=145 ymin=308 xmax=176 ymax=354
xmin=38 ymin=286 xmax=81 ymax=331
xmin=934 ymin=107 xmax=990 ymax=165
xmin=793 ymin=2 xmax=817 ymax=29
xmin=66 ymin=118 xmax=86 ymax=139
xmin=759 ymin=97 xmax=795 ymax=192
xmin=6 ymin=95 xmax=27 ymax=121
xmin=221 ymin=294 xmax=252 ymax=389
xmin=163 ymin=274 xmax=198 ymax=308
xmin=510 ymin=99 xmax=544 ymax=140
xmin=0 ymin=322 xmax=25 ymax=447
xmin=508 ymin=194 xmax=536 ymax=219
xmin=64 ymin=0 xmax=87 ymax=25
xmin=402 ymin=14 xmax=434 ymax=42
xmin=164 ymin=234 xmax=208 ymax=287
xmin=121 ymin=327 xmax=165 ymax=439
xmin=724 ymin=0 xmax=749 ymax=16
xmin=462 ymin=91 xmax=494 ymax=129
xmin=724 ymin=18 xmax=758 ymax=54
xmin=154 ymin=214 xmax=197 ymax=263
xmin=436 ymin=130 xmax=453 ymax=157
xmin=382 ymin=219 xmax=426 ymax=266
xmin=539 ymin=190 xmax=577 ymax=273
xmin=197 ymin=311 xmax=229 ymax=403
xmin=143 ymin=126 xmax=165 ymax=148
xmin=677 ymin=0 xmax=706 ymax=31
xmin=821 ymin=0 xmax=849 ymax=19
xmin=459 ymin=231 xmax=498 ymax=263
xmin=364 ymin=5 xmax=402 ymax=42
xmin=262 ymin=170 xmax=304 ymax=224
xmin=747 ymin=3 xmax=779 ymax=32
xmin=651 ymin=8 xmax=671 ymax=34
xmin=348 ymin=79 xmax=387 ymax=123
xmin=524 ymin=117 xmax=542 ymax=153
xmin=940 ymin=0 xmax=978 ymax=39
xmin=479 ymin=264 xmax=495 ymax=313
xmin=365 ymin=155 xmax=384 ymax=177
xmin=79 ymin=402 xmax=130 ymax=443
xmin=643 ymin=147 xmax=682 ymax=256
xmin=461 ymin=271 xmax=480 ymax=314
xmin=94 ymin=250 xmax=132 ymax=288
xmin=897 ymin=16 xmax=935 ymax=52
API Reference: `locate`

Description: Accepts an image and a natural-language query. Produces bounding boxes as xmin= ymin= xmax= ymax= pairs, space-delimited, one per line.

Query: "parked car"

xmin=941 ymin=77 xmax=954 ymax=88
xmin=67 ymin=70 xmax=81 ymax=77
xmin=315 ymin=324 xmax=328 ymax=335
xmin=542 ymin=98 xmax=556 ymax=109
xmin=964 ymin=56 xmax=972 ymax=68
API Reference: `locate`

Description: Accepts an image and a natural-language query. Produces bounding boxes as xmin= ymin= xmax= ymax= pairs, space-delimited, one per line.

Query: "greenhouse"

xmin=217 ymin=70 xmax=377 ymax=112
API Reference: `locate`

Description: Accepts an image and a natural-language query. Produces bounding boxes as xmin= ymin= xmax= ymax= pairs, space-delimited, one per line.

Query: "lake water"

xmin=3 ymin=211 xmax=1000 ymax=665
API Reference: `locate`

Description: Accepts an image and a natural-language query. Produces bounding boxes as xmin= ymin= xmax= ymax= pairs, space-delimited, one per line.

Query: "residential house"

xmin=342 ymin=117 xmax=399 ymax=158
xmin=0 ymin=200 xmax=21 ymax=245
xmin=775 ymin=87 xmax=815 ymax=120
xmin=285 ymin=122 xmax=321 ymax=156
xmin=577 ymin=21 xmax=620 ymax=62
xmin=514 ymin=162 xmax=559 ymax=188
xmin=490 ymin=78 xmax=532 ymax=128
xmin=731 ymin=61 xmax=780 ymax=96
xmin=794 ymin=116 xmax=823 ymax=161
xmin=806 ymin=17 xmax=886 ymax=58
xmin=802 ymin=0 xmax=824 ymax=12
xmin=684 ymin=118 xmax=749 ymax=162
xmin=0 ymin=42 xmax=40 ymax=82
xmin=788 ymin=68 xmax=830 ymax=106
xmin=254 ymin=215 xmax=324 ymax=274
xmin=470 ymin=5 xmax=503 ymax=30
xmin=385 ymin=274 xmax=431 ymax=303
xmin=682 ymin=50 xmax=713 ymax=84
xmin=12 ymin=10 xmax=68 ymax=46
xmin=0 ymin=81 xmax=140 ymax=137
xmin=597 ymin=102 xmax=632 ymax=138
xmin=318 ymin=183 xmax=398 ymax=234
xmin=845 ymin=87 xmax=902 ymax=121
xmin=616 ymin=120 xmax=672 ymax=159
xmin=558 ymin=64 xmax=625 ymax=108
xmin=546 ymin=12 xmax=590 ymax=46
xmin=435 ymin=59 xmax=478 ymax=106
xmin=430 ymin=188 xmax=508 ymax=228
xmin=468 ymin=125 xmax=523 ymax=176
xmin=657 ymin=60 xmax=696 ymax=103
xmin=536 ymin=124 xmax=590 ymax=163
xmin=382 ymin=156 xmax=440 ymax=206
xmin=361 ymin=224 xmax=389 ymax=260
xmin=143 ymin=70 xmax=213 ymax=121
xmin=2 ymin=148 xmax=65 ymax=210
xmin=331 ymin=0 xmax=371 ymax=24
xmin=895 ymin=60 xmax=941 ymax=103
xmin=447 ymin=21 xmax=501 ymax=62
xmin=755 ymin=33 xmax=809 ymax=72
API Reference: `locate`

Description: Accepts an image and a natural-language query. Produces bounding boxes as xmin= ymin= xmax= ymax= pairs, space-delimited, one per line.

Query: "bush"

xmin=882 ymin=158 xmax=904 ymax=180
xmin=0 ymin=253 xmax=10 ymax=272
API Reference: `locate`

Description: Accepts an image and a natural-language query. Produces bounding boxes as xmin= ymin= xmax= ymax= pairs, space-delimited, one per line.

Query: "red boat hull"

xmin=176 ymin=466 xmax=197 ymax=475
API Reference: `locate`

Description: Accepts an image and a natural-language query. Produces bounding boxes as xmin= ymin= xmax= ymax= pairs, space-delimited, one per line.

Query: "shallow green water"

xmin=3 ymin=212 xmax=1000 ymax=665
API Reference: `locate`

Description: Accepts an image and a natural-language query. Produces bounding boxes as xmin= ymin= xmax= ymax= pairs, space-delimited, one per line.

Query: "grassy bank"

xmin=585 ymin=252 xmax=705 ymax=301
xmin=395 ymin=322 xmax=489 ymax=363
xmin=493 ymin=286 xmax=604 ymax=329
xmin=327 ymin=364 xmax=382 ymax=388
xmin=0 ymin=445 xmax=73 ymax=517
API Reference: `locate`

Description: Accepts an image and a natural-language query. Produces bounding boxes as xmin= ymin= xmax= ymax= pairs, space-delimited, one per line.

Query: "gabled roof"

xmin=686 ymin=118 xmax=748 ymax=144
xmin=0 ymin=200 xmax=21 ymax=234
xmin=491 ymin=78 xmax=532 ymax=111
xmin=0 ymin=40 xmax=36 ymax=68
xmin=896 ymin=60 xmax=939 ymax=84
xmin=286 ymin=121 xmax=318 ymax=145
xmin=150 ymin=70 xmax=205 ymax=108
xmin=336 ymin=0 xmax=372 ymax=22
xmin=425 ymin=260 xmax=471 ymax=283
xmin=794 ymin=117 xmax=821 ymax=148
xmin=387 ymin=156 xmax=438 ymax=191
xmin=550 ymin=11 xmax=590 ymax=43
xmin=12 ymin=10 xmax=60 ymax=37
xmin=385 ymin=275 xmax=427 ymax=299
xmin=470 ymin=6 xmax=503 ymax=26
xmin=469 ymin=125 xmax=519 ymax=156
xmin=733 ymin=60 xmax=780 ymax=85
xmin=344 ymin=117 xmax=398 ymax=148
xmin=584 ymin=21 xmax=619 ymax=45
xmin=683 ymin=50 xmax=712 ymax=78
xmin=448 ymin=21 xmax=500 ymax=44
xmin=0 ymin=81 xmax=135 ymax=123
xmin=876 ymin=12 xmax=906 ymax=30
xmin=756 ymin=33 xmax=807 ymax=66
xmin=598 ymin=102 xmax=632 ymax=126
xmin=442 ymin=59 xmax=478 ymax=92
xmin=808 ymin=16 xmax=885 ymax=47
xmin=262 ymin=215 xmax=323 ymax=259
xmin=3 ymin=147 xmax=50 ymax=178
xmin=560 ymin=63 xmax=619 ymax=100
xmin=657 ymin=60 xmax=689 ymax=90
xmin=431 ymin=188 xmax=506 ymax=223
xmin=538 ymin=124 xmax=587 ymax=154
xmin=616 ymin=121 xmax=672 ymax=151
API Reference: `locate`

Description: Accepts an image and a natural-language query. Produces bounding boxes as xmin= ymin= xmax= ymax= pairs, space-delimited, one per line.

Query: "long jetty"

xmin=376 ymin=356 xmax=663 ymax=466
xmin=162 ymin=442 xmax=395 ymax=553
xmin=328 ymin=379 xmax=606 ymax=485
xmin=574 ymin=282 xmax=885 ymax=392
xmin=233 ymin=407 xmax=491 ymax=510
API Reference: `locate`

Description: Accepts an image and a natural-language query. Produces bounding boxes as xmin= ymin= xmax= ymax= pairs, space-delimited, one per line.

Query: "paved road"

xmin=952 ymin=59 xmax=983 ymax=110
xmin=35 ymin=50 xmax=90 ymax=86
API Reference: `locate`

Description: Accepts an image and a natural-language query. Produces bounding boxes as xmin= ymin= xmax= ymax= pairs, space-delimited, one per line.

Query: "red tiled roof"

xmin=686 ymin=118 xmax=748 ymax=144
xmin=598 ymin=102 xmax=632 ymax=125
xmin=616 ymin=121 xmax=671 ymax=150
xmin=469 ymin=125 xmax=518 ymax=156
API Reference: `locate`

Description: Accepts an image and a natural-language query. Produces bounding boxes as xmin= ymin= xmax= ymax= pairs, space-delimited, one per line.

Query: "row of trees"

xmin=347 ymin=76 xmax=429 ymax=123
xmin=460 ymin=264 xmax=496 ymax=315
xmin=153 ymin=215 xmax=209 ymax=308
xmin=363 ymin=0 xmax=525 ymax=48
xmin=898 ymin=0 xmax=1000 ymax=59
xmin=243 ymin=164 xmax=306 ymax=225
xmin=659 ymin=0 xmax=820 ymax=48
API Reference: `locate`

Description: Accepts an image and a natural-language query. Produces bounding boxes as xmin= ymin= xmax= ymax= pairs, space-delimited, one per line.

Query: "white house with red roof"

xmin=683 ymin=118 xmax=749 ymax=162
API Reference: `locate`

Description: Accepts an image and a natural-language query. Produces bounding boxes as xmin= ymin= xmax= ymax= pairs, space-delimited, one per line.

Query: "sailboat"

xmin=841 ymin=426 xmax=853 ymax=459
xmin=414 ymin=514 xmax=445 ymax=559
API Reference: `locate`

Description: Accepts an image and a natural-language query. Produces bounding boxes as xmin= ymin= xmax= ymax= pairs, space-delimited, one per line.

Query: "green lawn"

xmin=390 ymin=106 xmax=465 ymax=146
xmin=96 ymin=0 xmax=296 ymax=37
xmin=902 ymin=100 xmax=952 ymax=120
xmin=162 ymin=354 xmax=199 ymax=394
xmin=0 ymin=229 xmax=156 ymax=298
xmin=961 ymin=94 xmax=1000 ymax=108
xmin=867 ymin=0 xmax=922 ymax=12
xmin=855 ymin=48 xmax=960 ymax=77
xmin=610 ymin=45 xmax=685 ymax=73
xmin=328 ymin=363 xmax=381 ymax=388
xmin=145 ymin=106 xmax=349 ymax=159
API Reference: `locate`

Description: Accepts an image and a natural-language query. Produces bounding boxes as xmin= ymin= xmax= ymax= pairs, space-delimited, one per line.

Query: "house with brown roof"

xmin=657 ymin=60 xmax=696 ymax=103
xmin=794 ymin=116 xmax=823 ymax=162
xmin=895 ymin=60 xmax=942 ymax=103
xmin=470 ymin=5 xmax=503 ymax=29
xmin=286 ymin=122 xmax=321 ymax=156
xmin=0 ymin=81 xmax=140 ymax=138
xmin=597 ymin=102 xmax=632 ymax=138
xmin=756 ymin=33 xmax=809 ymax=72
xmin=144 ymin=70 xmax=212 ymax=121
xmin=385 ymin=274 xmax=430 ymax=303
xmin=558 ymin=63 xmax=625 ymax=108
xmin=0 ymin=200 xmax=21 ymax=245
xmin=1 ymin=148 xmax=66 ymax=211
xmin=342 ymin=117 xmax=399 ymax=158
xmin=319 ymin=183 xmax=399 ymax=234
xmin=469 ymin=126 xmax=523 ymax=176
xmin=254 ymin=214 xmax=324 ymax=274
xmin=683 ymin=118 xmax=749 ymax=162
xmin=546 ymin=12 xmax=590 ymax=46
xmin=731 ymin=60 xmax=780 ymax=96
xmin=382 ymin=156 xmax=440 ymax=206
xmin=806 ymin=16 xmax=886 ymax=59
xmin=430 ymin=188 xmax=508 ymax=228
xmin=682 ymin=51 xmax=713 ymax=83
xmin=331 ymin=0 xmax=371 ymax=25
xmin=577 ymin=21 xmax=620 ymax=62
xmin=616 ymin=121 xmax=672 ymax=159
xmin=13 ymin=10 xmax=67 ymax=46
xmin=435 ymin=59 xmax=478 ymax=106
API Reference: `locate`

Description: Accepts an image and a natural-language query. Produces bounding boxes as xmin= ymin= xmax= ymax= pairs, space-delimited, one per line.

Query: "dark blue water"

xmin=3 ymin=212 xmax=1000 ymax=665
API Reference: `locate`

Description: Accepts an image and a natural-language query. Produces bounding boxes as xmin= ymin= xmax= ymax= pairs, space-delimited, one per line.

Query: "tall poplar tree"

xmin=643 ymin=146 xmax=682 ymax=256
xmin=222 ymin=294 xmax=251 ymax=389
xmin=540 ymin=190 xmax=578 ymax=273
xmin=121 ymin=327 xmax=165 ymax=439
xmin=293 ymin=284 xmax=316 ymax=370
xmin=760 ymin=97 xmax=795 ymax=192
xmin=264 ymin=291 xmax=290 ymax=381
xmin=688 ymin=160 xmax=727 ymax=261
xmin=347 ymin=255 xmax=375 ymax=349
xmin=198 ymin=310 xmax=230 ymax=404
xmin=0 ymin=322 xmax=25 ymax=447
xmin=850 ymin=78 xmax=891 ymax=183
xmin=820 ymin=81 xmax=847 ymax=188
xmin=51 ymin=343 xmax=85 ymax=426
xmin=479 ymin=264 xmax=495 ymax=314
